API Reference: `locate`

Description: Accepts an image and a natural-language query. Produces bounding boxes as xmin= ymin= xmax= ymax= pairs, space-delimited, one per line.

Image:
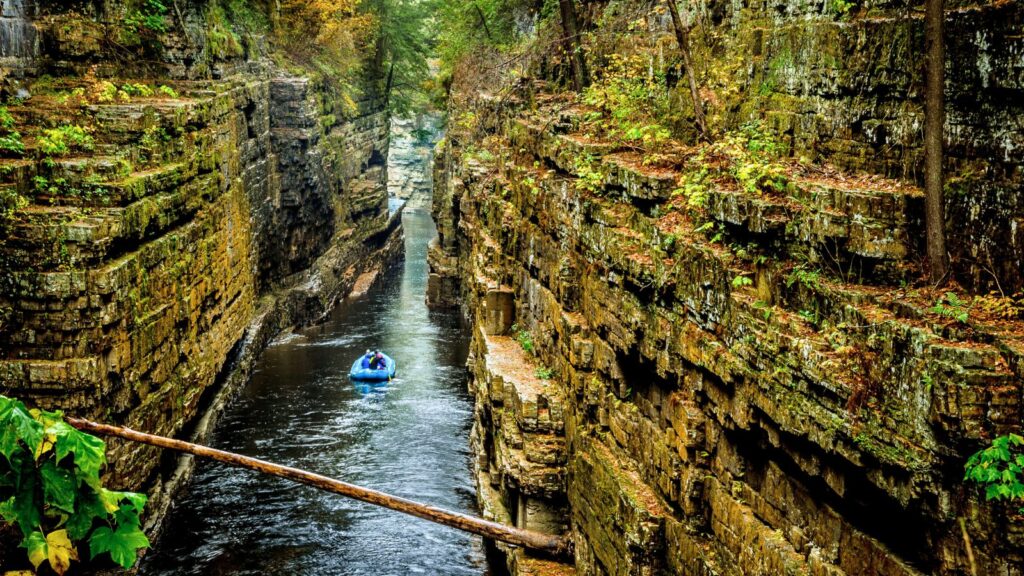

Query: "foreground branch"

xmin=68 ymin=417 xmax=572 ymax=557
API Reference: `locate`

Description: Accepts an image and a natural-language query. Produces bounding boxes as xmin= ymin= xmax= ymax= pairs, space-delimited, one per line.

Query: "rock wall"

xmin=388 ymin=114 xmax=442 ymax=209
xmin=429 ymin=2 xmax=1024 ymax=573
xmin=0 ymin=0 xmax=399 ymax=530
xmin=615 ymin=0 xmax=1023 ymax=294
xmin=434 ymin=107 xmax=1023 ymax=576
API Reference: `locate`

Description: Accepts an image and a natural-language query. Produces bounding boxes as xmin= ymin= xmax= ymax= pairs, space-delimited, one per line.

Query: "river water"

xmin=141 ymin=209 xmax=487 ymax=575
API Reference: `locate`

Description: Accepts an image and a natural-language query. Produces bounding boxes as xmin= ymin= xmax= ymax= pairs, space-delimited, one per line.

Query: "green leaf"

xmin=1011 ymin=482 xmax=1024 ymax=499
xmin=89 ymin=524 xmax=149 ymax=569
xmin=65 ymin=491 xmax=107 ymax=541
xmin=986 ymin=484 xmax=1001 ymax=500
xmin=49 ymin=421 xmax=105 ymax=484
xmin=100 ymin=488 xmax=148 ymax=527
xmin=122 ymin=491 xmax=147 ymax=515
xmin=40 ymin=460 xmax=77 ymax=513
xmin=0 ymin=495 xmax=18 ymax=524
xmin=9 ymin=462 xmax=41 ymax=535
xmin=22 ymin=530 xmax=48 ymax=570
xmin=114 ymin=503 xmax=140 ymax=528
xmin=0 ymin=397 xmax=43 ymax=462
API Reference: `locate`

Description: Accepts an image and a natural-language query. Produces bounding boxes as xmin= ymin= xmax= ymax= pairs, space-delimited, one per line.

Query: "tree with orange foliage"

xmin=276 ymin=0 xmax=373 ymax=70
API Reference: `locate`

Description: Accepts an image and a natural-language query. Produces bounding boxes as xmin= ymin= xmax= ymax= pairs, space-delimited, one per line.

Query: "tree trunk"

xmin=384 ymin=60 xmax=395 ymax=106
xmin=474 ymin=3 xmax=493 ymax=41
xmin=558 ymin=0 xmax=588 ymax=91
xmin=924 ymin=0 xmax=948 ymax=283
xmin=667 ymin=0 xmax=707 ymax=138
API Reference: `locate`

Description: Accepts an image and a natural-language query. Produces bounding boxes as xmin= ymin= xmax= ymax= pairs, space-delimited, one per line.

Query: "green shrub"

xmin=0 ymin=395 xmax=150 ymax=573
xmin=156 ymin=85 xmax=179 ymax=98
xmin=716 ymin=122 xmax=789 ymax=196
xmin=139 ymin=125 xmax=172 ymax=164
xmin=0 ymin=106 xmax=16 ymax=130
xmin=120 ymin=83 xmax=154 ymax=97
xmin=32 ymin=175 xmax=109 ymax=201
xmin=93 ymin=81 xmax=120 ymax=103
xmin=0 ymin=106 xmax=25 ymax=157
xmin=0 ymin=185 xmax=28 ymax=224
xmin=126 ymin=0 xmax=169 ymax=33
xmin=931 ymin=292 xmax=970 ymax=324
xmin=580 ymin=52 xmax=673 ymax=153
xmin=965 ymin=434 xmax=1024 ymax=513
xmin=37 ymin=126 xmax=95 ymax=158
xmin=510 ymin=323 xmax=535 ymax=355
xmin=731 ymin=275 xmax=753 ymax=288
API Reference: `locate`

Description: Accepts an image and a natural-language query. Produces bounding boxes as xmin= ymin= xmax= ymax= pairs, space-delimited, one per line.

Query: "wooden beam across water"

xmin=67 ymin=417 xmax=572 ymax=557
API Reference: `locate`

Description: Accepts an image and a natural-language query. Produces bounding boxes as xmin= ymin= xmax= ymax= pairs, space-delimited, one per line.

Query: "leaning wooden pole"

xmin=67 ymin=417 xmax=571 ymax=557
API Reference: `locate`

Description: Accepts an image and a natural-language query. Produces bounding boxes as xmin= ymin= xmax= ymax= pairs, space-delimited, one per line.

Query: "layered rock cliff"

xmin=0 ymin=0 xmax=399 ymax=538
xmin=430 ymin=1 xmax=1023 ymax=574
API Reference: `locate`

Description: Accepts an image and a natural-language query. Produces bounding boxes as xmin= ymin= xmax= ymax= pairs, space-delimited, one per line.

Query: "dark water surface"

xmin=141 ymin=209 xmax=487 ymax=576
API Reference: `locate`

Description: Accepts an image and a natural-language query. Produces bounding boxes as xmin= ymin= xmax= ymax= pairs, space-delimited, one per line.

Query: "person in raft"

xmin=369 ymin=351 xmax=387 ymax=370
xmin=360 ymin=350 xmax=374 ymax=369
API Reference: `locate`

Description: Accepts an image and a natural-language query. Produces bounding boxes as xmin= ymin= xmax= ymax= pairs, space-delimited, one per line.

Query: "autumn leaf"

xmin=46 ymin=529 xmax=79 ymax=575
xmin=0 ymin=396 xmax=147 ymax=571
xmin=35 ymin=432 xmax=56 ymax=459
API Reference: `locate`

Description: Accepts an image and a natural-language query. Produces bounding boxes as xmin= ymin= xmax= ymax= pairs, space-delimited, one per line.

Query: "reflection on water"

xmin=141 ymin=210 xmax=487 ymax=576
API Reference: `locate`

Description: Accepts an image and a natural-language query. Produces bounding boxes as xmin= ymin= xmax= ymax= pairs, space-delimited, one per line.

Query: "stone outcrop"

xmin=672 ymin=0 xmax=1024 ymax=295
xmin=0 ymin=0 xmax=401 ymax=543
xmin=434 ymin=107 xmax=1023 ymax=575
xmin=388 ymin=114 xmax=442 ymax=209
xmin=429 ymin=2 xmax=1024 ymax=573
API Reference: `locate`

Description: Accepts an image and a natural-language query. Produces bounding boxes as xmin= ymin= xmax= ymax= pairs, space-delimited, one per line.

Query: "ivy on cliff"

xmin=0 ymin=396 xmax=150 ymax=573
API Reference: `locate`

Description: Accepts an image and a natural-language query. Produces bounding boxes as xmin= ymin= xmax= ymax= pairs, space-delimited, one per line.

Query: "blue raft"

xmin=349 ymin=353 xmax=396 ymax=381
